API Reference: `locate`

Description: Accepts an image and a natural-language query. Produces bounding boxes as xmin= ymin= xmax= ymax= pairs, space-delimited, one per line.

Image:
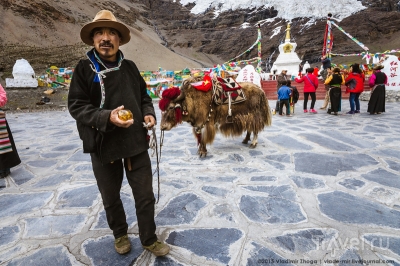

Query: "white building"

xmin=271 ymin=24 xmax=302 ymax=78
xmin=5 ymin=59 xmax=38 ymax=88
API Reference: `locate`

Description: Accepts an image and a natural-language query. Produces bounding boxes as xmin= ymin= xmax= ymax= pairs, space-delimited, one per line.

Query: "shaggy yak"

xmin=159 ymin=77 xmax=272 ymax=157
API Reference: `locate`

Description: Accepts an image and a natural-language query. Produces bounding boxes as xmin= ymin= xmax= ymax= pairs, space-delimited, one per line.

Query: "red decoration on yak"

xmin=175 ymin=107 xmax=182 ymax=124
xmin=159 ymin=87 xmax=181 ymax=111
xmin=191 ymin=75 xmax=212 ymax=92
xmin=158 ymin=87 xmax=183 ymax=124
xmin=196 ymin=133 xmax=202 ymax=146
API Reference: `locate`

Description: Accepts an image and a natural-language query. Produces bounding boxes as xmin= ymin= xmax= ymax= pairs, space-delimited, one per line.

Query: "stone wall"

xmin=360 ymin=90 xmax=400 ymax=101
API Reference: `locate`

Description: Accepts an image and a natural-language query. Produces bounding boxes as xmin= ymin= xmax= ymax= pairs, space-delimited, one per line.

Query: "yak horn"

xmin=173 ymin=80 xmax=189 ymax=102
xmin=173 ymin=89 xmax=185 ymax=102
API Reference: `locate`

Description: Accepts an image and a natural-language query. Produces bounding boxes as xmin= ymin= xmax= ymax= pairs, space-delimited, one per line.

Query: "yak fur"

xmin=160 ymin=76 xmax=272 ymax=156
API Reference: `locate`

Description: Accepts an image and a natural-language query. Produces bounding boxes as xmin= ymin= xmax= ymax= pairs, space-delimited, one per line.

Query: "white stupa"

xmin=5 ymin=59 xmax=38 ymax=88
xmin=271 ymin=24 xmax=302 ymax=77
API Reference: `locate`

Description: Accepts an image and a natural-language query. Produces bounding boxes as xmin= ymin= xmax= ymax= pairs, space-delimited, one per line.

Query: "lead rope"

xmin=155 ymin=130 xmax=165 ymax=203
xmin=145 ymin=123 xmax=163 ymax=203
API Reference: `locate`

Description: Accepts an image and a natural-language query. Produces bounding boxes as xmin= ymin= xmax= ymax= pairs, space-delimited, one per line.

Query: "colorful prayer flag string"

xmin=223 ymin=25 xmax=262 ymax=68
xmin=331 ymin=21 xmax=369 ymax=51
xmin=331 ymin=49 xmax=400 ymax=57
xmin=222 ymin=25 xmax=262 ymax=73
xmin=322 ymin=15 xmax=334 ymax=57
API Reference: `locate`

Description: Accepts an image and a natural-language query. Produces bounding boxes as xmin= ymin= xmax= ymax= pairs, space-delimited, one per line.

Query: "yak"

xmin=159 ymin=77 xmax=272 ymax=157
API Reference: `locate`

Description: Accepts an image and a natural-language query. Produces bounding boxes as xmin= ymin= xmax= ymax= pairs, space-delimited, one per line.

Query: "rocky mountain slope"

xmin=0 ymin=0 xmax=220 ymax=79
xmin=146 ymin=0 xmax=400 ymax=68
xmin=1 ymin=0 xmax=400 ymax=80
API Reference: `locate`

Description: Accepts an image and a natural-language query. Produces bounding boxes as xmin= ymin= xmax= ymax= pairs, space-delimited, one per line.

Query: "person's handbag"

xmin=345 ymin=78 xmax=357 ymax=90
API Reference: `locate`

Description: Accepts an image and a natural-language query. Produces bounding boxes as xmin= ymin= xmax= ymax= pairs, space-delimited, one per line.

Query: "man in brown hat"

xmin=68 ymin=10 xmax=169 ymax=256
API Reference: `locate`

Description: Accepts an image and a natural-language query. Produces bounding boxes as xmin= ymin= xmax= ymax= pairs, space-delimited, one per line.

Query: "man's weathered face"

xmin=92 ymin=27 xmax=121 ymax=61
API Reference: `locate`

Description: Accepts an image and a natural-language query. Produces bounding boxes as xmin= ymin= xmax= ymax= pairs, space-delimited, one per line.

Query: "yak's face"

xmin=160 ymin=101 xmax=180 ymax=131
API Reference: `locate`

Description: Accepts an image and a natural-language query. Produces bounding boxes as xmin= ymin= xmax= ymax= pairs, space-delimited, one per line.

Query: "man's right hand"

xmin=110 ymin=105 xmax=134 ymax=128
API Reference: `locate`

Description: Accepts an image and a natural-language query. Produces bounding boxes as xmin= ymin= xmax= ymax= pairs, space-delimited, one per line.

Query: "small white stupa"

xmin=271 ymin=24 xmax=302 ymax=77
xmin=5 ymin=59 xmax=38 ymax=88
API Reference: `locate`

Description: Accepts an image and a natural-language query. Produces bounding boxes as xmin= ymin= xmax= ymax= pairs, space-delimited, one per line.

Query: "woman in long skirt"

xmin=0 ymin=84 xmax=21 ymax=178
xmin=324 ymin=67 xmax=345 ymax=115
xmin=368 ymin=64 xmax=387 ymax=115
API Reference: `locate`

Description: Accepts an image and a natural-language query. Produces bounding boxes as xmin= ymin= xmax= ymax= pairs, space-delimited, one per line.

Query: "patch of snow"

xmin=298 ymin=18 xmax=317 ymax=33
xmin=258 ymin=18 xmax=276 ymax=27
xmin=241 ymin=22 xmax=251 ymax=29
xmin=269 ymin=26 xmax=282 ymax=39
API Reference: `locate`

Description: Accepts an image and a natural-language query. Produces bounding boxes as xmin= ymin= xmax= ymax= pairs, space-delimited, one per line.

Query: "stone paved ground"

xmin=1 ymin=100 xmax=400 ymax=266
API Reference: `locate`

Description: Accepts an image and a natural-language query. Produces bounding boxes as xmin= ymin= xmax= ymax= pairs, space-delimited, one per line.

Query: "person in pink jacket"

xmin=344 ymin=63 xmax=365 ymax=114
xmin=0 ymin=83 xmax=21 ymax=178
xmin=295 ymin=67 xmax=319 ymax=113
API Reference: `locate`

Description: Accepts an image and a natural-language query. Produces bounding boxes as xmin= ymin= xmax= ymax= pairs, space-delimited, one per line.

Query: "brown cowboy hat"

xmin=373 ymin=64 xmax=384 ymax=70
xmin=80 ymin=10 xmax=131 ymax=46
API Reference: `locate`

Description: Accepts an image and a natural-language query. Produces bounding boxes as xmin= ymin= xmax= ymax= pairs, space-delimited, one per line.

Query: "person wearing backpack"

xmin=344 ymin=63 xmax=365 ymax=114
xmin=295 ymin=67 xmax=319 ymax=113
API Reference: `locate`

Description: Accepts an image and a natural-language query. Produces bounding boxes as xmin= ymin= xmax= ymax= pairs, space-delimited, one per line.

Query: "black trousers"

xmin=90 ymin=151 xmax=157 ymax=246
xmin=303 ymin=92 xmax=316 ymax=110
xmin=279 ymin=99 xmax=290 ymax=115
xmin=329 ymin=87 xmax=342 ymax=113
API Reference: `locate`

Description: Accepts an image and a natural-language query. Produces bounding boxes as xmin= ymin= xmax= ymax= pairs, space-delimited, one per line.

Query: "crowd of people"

xmin=275 ymin=56 xmax=388 ymax=116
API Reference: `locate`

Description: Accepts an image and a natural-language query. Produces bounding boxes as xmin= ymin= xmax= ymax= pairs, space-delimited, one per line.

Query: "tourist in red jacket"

xmin=344 ymin=63 xmax=365 ymax=114
xmin=295 ymin=67 xmax=319 ymax=113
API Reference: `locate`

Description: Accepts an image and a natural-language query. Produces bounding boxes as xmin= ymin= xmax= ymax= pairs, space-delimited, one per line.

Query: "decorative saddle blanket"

xmin=212 ymin=77 xmax=246 ymax=105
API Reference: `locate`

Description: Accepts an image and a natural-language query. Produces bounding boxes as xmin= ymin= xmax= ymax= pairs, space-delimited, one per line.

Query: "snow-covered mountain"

xmin=178 ymin=0 xmax=366 ymax=20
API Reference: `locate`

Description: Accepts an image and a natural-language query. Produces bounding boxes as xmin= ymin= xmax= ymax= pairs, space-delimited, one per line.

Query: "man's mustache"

xmin=99 ymin=41 xmax=113 ymax=48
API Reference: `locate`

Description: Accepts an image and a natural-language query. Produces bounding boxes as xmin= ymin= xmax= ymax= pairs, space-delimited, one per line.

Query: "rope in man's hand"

xmin=143 ymin=122 xmax=161 ymax=203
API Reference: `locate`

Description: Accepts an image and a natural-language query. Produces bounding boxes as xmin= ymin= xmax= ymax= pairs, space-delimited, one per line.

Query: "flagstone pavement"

xmin=1 ymin=100 xmax=400 ymax=266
